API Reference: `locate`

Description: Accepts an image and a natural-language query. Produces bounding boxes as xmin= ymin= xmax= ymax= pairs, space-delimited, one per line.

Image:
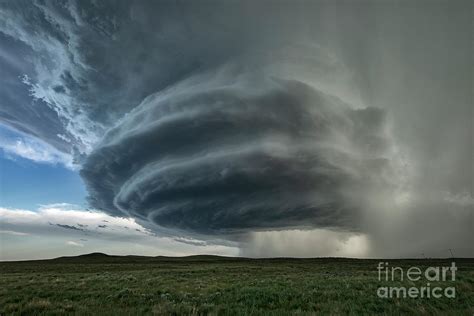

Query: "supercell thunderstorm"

xmin=1 ymin=0 xmax=472 ymax=256
xmin=81 ymin=68 xmax=393 ymax=234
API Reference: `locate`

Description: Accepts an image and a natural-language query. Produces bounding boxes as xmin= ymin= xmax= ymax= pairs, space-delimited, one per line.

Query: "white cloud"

xmin=0 ymin=204 xmax=156 ymax=238
xmin=66 ymin=241 xmax=84 ymax=247
xmin=0 ymin=125 xmax=75 ymax=169
xmin=0 ymin=230 xmax=30 ymax=236
xmin=0 ymin=204 xmax=239 ymax=261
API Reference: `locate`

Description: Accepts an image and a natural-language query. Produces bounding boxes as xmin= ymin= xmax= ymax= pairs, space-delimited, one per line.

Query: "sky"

xmin=0 ymin=0 xmax=472 ymax=260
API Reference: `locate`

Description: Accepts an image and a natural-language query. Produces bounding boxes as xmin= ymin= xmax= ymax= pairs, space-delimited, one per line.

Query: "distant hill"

xmin=2 ymin=253 xmax=471 ymax=264
xmin=43 ymin=253 xmax=248 ymax=264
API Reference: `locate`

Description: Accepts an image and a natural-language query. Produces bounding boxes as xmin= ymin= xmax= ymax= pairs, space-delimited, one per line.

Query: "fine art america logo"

xmin=377 ymin=262 xmax=457 ymax=299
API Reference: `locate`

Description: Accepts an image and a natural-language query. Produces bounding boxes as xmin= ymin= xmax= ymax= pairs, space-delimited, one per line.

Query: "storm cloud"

xmin=1 ymin=0 xmax=472 ymax=256
xmin=81 ymin=67 xmax=396 ymax=234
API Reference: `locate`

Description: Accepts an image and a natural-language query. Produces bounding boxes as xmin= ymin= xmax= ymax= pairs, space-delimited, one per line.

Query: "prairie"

xmin=1 ymin=254 xmax=473 ymax=315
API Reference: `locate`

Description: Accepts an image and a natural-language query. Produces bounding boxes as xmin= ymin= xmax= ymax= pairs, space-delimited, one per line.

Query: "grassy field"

xmin=0 ymin=253 xmax=473 ymax=315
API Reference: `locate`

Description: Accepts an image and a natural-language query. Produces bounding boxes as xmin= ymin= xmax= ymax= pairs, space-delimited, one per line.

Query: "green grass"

xmin=1 ymin=254 xmax=473 ymax=315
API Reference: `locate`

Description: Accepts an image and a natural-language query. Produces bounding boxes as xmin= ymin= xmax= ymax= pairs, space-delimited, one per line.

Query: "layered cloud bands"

xmin=81 ymin=69 xmax=393 ymax=235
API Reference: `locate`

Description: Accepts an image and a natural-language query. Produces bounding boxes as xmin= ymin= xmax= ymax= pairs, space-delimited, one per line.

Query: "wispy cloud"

xmin=0 ymin=124 xmax=74 ymax=169
xmin=66 ymin=241 xmax=83 ymax=247
xmin=0 ymin=230 xmax=30 ymax=236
